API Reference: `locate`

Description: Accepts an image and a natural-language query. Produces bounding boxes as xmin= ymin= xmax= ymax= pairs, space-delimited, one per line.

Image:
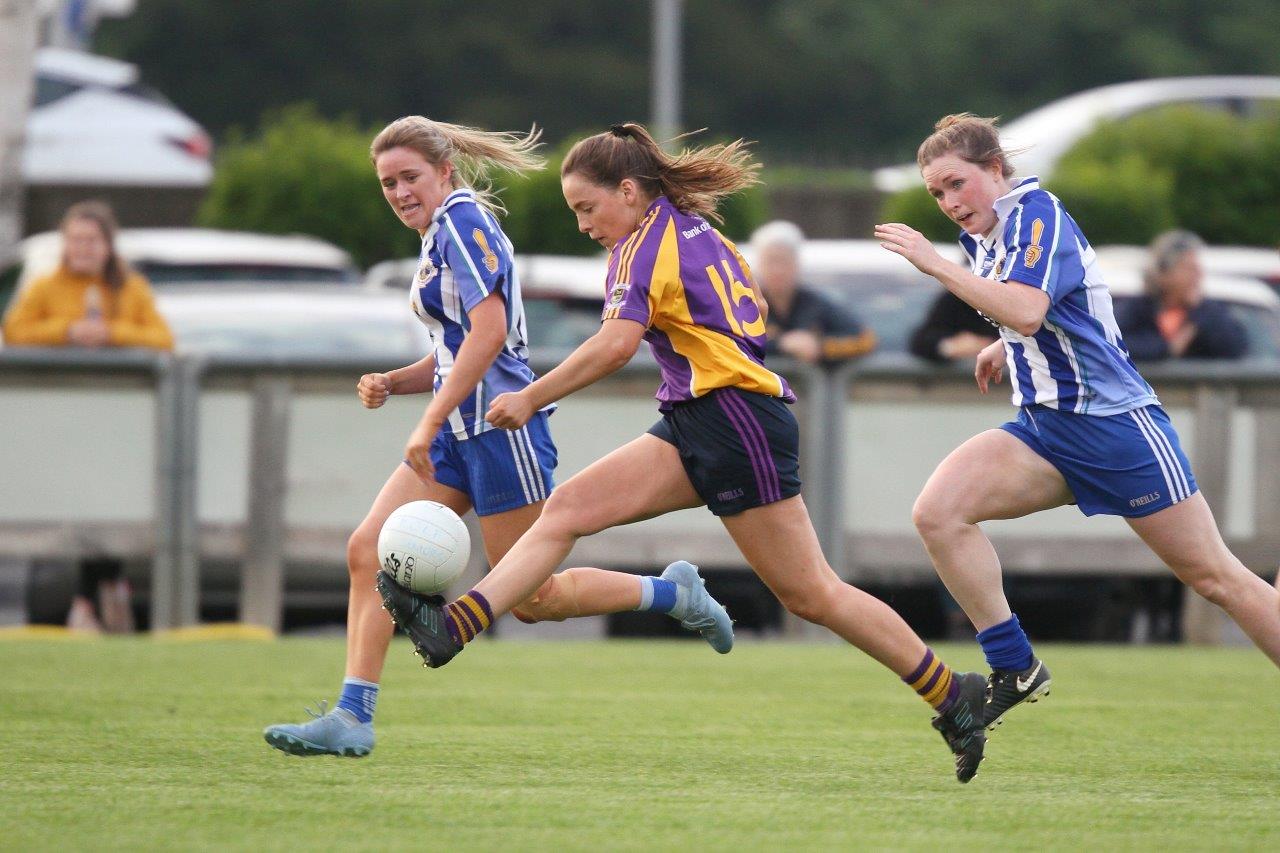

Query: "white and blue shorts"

xmin=416 ymin=412 xmax=556 ymax=516
xmin=1001 ymin=403 xmax=1197 ymax=518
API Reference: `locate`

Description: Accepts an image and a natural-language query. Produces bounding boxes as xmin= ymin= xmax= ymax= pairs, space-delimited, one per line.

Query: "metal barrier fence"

xmin=2 ymin=348 xmax=1278 ymax=636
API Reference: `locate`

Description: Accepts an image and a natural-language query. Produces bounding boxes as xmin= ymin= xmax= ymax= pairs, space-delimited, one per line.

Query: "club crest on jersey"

xmin=606 ymin=282 xmax=630 ymax=307
xmin=416 ymin=258 xmax=437 ymax=283
xmin=473 ymin=228 xmax=500 ymax=274
xmin=1023 ymin=218 xmax=1045 ymax=268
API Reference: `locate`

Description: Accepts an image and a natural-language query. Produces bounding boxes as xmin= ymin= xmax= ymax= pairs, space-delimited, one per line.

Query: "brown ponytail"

xmin=561 ymin=122 xmax=760 ymax=224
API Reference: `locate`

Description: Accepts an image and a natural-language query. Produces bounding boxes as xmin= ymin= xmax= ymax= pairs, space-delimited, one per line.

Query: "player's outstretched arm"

xmin=486 ymin=318 xmax=645 ymax=429
xmin=875 ymin=222 xmax=1049 ymax=335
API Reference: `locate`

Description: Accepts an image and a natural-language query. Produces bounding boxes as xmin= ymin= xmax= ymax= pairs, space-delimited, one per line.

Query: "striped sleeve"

xmin=999 ymin=191 xmax=1070 ymax=301
xmin=601 ymin=207 xmax=668 ymax=326
xmin=439 ymin=203 xmax=511 ymax=312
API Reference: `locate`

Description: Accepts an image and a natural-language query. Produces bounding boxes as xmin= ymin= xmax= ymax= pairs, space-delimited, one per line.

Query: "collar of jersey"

xmin=980 ymin=176 xmax=1041 ymax=251
xmin=419 ymin=188 xmax=478 ymax=251
xmin=431 ymin=188 xmax=477 ymax=223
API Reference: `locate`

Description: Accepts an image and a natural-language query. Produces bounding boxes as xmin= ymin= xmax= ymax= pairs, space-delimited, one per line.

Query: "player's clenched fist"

xmin=486 ymin=390 xmax=535 ymax=430
xmin=357 ymin=372 xmax=393 ymax=408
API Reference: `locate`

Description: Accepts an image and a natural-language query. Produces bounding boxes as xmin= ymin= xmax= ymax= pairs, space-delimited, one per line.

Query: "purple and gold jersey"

xmin=601 ymin=196 xmax=794 ymax=407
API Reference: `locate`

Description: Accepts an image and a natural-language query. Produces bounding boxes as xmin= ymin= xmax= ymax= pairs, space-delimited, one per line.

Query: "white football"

xmin=377 ymin=500 xmax=471 ymax=595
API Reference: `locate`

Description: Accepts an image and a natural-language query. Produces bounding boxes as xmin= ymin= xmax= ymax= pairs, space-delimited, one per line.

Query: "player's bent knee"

xmin=541 ymin=487 xmax=604 ymax=538
xmin=346 ymin=526 xmax=380 ymax=578
xmin=1185 ymin=570 xmax=1229 ymax=607
xmin=510 ymin=572 xmax=583 ymax=623
xmin=779 ymin=583 xmax=836 ymax=625
xmin=912 ymin=490 xmax=968 ymax=538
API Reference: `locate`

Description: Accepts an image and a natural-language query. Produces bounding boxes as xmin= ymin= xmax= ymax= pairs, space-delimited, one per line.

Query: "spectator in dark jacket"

xmin=1115 ymin=230 xmax=1246 ymax=361
xmin=909 ymin=290 xmax=998 ymax=362
xmin=750 ymin=220 xmax=876 ymax=364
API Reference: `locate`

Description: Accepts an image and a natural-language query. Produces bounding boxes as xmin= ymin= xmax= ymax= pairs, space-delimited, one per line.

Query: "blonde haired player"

xmin=264 ymin=117 xmax=732 ymax=758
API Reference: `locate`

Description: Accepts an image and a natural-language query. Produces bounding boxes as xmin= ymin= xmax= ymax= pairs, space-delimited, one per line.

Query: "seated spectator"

xmin=909 ymin=290 xmax=998 ymax=362
xmin=1114 ymin=230 xmax=1246 ymax=361
xmin=2 ymin=201 xmax=172 ymax=633
xmin=2 ymin=200 xmax=173 ymax=351
xmin=750 ymin=220 xmax=876 ymax=364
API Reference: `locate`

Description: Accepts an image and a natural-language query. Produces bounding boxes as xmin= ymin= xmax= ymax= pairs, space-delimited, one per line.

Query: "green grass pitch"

xmin=2 ymin=638 xmax=1277 ymax=850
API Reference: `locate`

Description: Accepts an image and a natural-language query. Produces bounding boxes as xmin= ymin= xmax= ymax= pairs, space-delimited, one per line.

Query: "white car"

xmin=25 ymin=47 xmax=212 ymax=188
xmin=9 ymin=228 xmax=361 ymax=290
xmin=366 ymin=253 xmax=609 ymax=351
xmin=874 ymin=76 xmax=1280 ymax=192
xmin=155 ymin=286 xmax=430 ymax=357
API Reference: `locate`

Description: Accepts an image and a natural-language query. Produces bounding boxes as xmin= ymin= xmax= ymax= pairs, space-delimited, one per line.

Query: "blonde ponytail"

xmin=371 ymin=116 xmax=544 ymax=215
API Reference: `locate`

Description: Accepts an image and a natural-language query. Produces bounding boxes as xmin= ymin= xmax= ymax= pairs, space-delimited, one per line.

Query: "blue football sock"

xmin=976 ymin=614 xmax=1035 ymax=672
xmin=336 ymin=677 xmax=378 ymax=724
xmin=635 ymin=576 xmax=682 ymax=616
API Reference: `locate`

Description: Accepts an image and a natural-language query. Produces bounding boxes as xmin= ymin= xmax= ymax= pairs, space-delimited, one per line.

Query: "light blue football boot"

xmin=263 ymin=701 xmax=374 ymax=757
xmin=661 ymin=560 xmax=734 ymax=654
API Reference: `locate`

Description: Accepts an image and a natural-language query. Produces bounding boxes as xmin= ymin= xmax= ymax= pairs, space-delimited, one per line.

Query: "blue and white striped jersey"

xmin=410 ymin=188 xmax=546 ymax=439
xmin=960 ymin=177 xmax=1158 ymax=415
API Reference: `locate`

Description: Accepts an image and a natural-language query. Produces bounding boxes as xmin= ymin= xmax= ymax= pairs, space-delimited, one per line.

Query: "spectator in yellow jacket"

xmin=2 ymin=200 xmax=173 ymax=351
xmin=2 ymin=200 xmax=171 ymax=634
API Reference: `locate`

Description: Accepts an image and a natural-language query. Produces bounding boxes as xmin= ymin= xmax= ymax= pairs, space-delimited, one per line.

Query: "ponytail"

xmin=561 ymin=122 xmax=760 ymax=224
xmin=371 ymin=116 xmax=544 ymax=216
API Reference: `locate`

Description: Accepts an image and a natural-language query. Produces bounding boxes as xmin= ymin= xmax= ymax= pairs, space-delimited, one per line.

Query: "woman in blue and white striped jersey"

xmin=876 ymin=113 xmax=1280 ymax=734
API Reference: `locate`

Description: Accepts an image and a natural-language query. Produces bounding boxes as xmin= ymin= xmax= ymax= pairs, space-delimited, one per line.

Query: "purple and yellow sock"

xmin=903 ymin=648 xmax=960 ymax=712
xmin=444 ymin=590 xmax=493 ymax=646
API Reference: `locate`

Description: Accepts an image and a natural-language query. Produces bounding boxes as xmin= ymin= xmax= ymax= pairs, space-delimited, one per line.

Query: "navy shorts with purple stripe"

xmin=647 ymin=386 xmax=801 ymax=516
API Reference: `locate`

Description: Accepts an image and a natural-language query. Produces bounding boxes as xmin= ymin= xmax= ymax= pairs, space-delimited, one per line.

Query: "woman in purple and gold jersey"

xmin=265 ymin=117 xmax=733 ymax=759
xmin=386 ymin=122 xmax=992 ymax=783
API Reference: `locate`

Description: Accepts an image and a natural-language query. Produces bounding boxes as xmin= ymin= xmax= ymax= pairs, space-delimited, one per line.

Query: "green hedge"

xmin=878 ymin=106 xmax=1280 ymax=247
xmin=878 ymin=185 xmax=956 ymax=242
xmin=197 ymin=105 xmax=415 ymax=269
xmin=200 ymin=107 xmax=769 ymax=268
xmin=1052 ymin=106 xmax=1280 ymax=246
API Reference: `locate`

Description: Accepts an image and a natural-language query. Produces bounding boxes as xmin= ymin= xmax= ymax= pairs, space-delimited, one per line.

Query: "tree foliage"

xmin=197 ymin=105 xmax=415 ymax=268
xmin=198 ymin=107 xmax=767 ymax=267
xmin=881 ymin=107 xmax=1280 ymax=247
xmin=99 ymin=1 xmax=1280 ymax=167
xmin=1052 ymin=107 xmax=1280 ymax=246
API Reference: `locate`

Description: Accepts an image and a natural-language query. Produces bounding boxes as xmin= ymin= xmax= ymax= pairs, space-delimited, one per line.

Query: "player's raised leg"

xmin=377 ymin=433 xmax=728 ymax=665
xmin=263 ymin=463 xmax=470 ymax=757
xmin=911 ymin=428 xmax=1074 ymax=730
xmin=1127 ymin=493 xmax=1280 ymax=667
